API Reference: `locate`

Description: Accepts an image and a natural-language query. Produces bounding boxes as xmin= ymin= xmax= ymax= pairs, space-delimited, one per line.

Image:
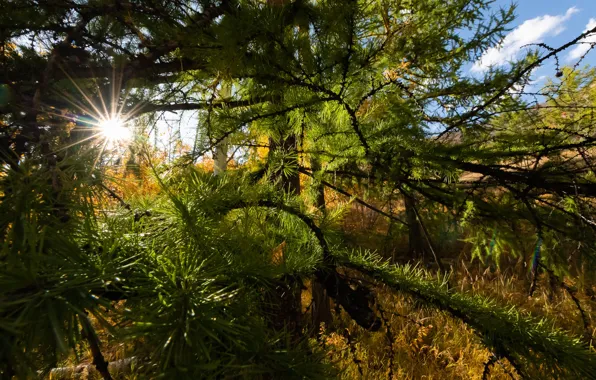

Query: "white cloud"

xmin=533 ymin=75 xmax=548 ymax=83
xmin=567 ymin=18 xmax=596 ymax=60
xmin=472 ymin=7 xmax=579 ymax=72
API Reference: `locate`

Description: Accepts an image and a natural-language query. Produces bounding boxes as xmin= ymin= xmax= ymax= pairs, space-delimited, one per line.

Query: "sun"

xmin=99 ymin=117 xmax=132 ymax=142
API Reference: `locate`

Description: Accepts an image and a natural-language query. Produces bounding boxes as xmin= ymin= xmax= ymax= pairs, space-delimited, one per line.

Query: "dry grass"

xmin=305 ymin=201 xmax=596 ymax=379
xmin=56 ymin=260 xmax=595 ymax=379
xmin=51 ymin=270 xmax=594 ymax=379
xmin=310 ymin=262 xmax=595 ymax=380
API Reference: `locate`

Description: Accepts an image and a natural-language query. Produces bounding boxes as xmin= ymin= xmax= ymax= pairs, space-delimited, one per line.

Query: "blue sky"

xmin=473 ymin=1 xmax=596 ymax=81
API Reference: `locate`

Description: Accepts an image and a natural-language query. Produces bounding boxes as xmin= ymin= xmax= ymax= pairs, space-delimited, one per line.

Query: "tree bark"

xmin=213 ymin=83 xmax=232 ymax=176
xmin=405 ymin=194 xmax=426 ymax=261
xmin=310 ymin=158 xmax=332 ymax=333
xmin=266 ymin=133 xmax=302 ymax=339
xmin=213 ymin=142 xmax=228 ymax=175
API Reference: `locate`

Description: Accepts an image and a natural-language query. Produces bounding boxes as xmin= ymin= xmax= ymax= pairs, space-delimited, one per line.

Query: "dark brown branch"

xmin=100 ymin=184 xmax=131 ymax=210
xmin=539 ymin=263 xmax=593 ymax=343
xmin=482 ymin=354 xmax=498 ymax=380
xmin=377 ymin=303 xmax=395 ymax=380
xmin=133 ymin=95 xmax=278 ymax=114
xmin=408 ymin=195 xmax=446 ymax=272
xmin=80 ymin=313 xmax=112 ymax=380
xmin=298 ymin=167 xmax=408 ymax=226
xmin=440 ymin=158 xmax=596 ymax=197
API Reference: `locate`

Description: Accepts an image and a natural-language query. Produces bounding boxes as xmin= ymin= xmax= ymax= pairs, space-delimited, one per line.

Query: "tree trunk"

xmin=213 ymin=82 xmax=232 ymax=176
xmin=265 ymin=133 xmax=302 ymax=339
xmin=213 ymin=142 xmax=228 ymax=175
xmin=310 ymin=158 xmax=332 ymax=333
xmin=405 ymin=194 xmax=426 ymax=261
xmin=264 ymin=0 xmax=309 ymax=340
xmin=311 ymin=279 xmax=332 ymax=334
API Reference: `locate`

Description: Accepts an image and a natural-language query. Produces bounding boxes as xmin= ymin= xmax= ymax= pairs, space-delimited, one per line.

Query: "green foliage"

xmin=0 ymin=162 xmax=334 ymax=378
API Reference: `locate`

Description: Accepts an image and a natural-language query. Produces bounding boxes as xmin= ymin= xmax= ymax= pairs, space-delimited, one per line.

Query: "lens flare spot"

xmin=99 ymin=117 xmax=131 ymax=141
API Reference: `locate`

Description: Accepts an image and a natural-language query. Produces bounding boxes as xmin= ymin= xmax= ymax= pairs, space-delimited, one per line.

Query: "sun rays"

xmin=98 ymin=117 xmax=132 ymax=142
xmin=44 ymin=65 xmax=146 ymax=167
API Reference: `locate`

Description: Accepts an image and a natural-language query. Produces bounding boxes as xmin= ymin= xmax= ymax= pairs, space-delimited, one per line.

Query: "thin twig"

xmin=482 ymin=354 xmax=498 ymax=380
xmin=99 ymin=183 xmax=131 ymax=210
xmin=298 ymin=167 xmax=408 ymax=226
xmin=343 ymin=328 xmax=363 ymax=378
xmin=539 ymin=263 xmax=593 ymax=343
xmin=410 ymin=200 xmax=446 ymax=273
xmin=79 ymin=312 xmax=112 ymax=380
xmin=377 ymin=303 xmax=395 ymax=380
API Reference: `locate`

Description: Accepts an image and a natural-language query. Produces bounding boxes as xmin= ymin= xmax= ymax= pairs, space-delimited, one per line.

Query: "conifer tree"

xmin=2 ymin=1 xmax=596 ymax=378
